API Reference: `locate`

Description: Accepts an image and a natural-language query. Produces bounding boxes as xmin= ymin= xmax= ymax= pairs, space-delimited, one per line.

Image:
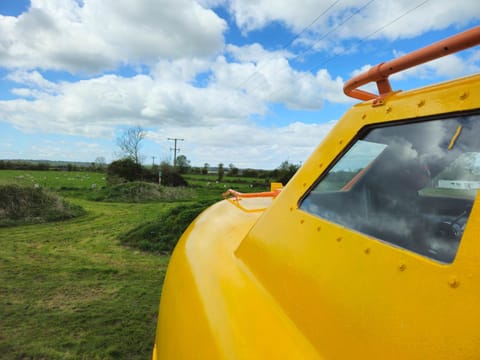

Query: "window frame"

xmin=298 ymin=109 xmax=480 ymax=264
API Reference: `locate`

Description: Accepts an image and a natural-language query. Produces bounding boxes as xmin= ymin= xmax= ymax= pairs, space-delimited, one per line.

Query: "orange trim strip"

xmin=344 ymin=26 xmax=480 ymax=101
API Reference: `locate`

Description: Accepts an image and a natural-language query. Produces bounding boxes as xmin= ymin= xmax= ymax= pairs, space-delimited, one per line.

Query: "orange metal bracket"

xmin=343 ymin=26 xmax=480 ymax=102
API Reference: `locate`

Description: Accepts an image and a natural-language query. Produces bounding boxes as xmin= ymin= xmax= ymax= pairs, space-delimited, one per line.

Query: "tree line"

xmin=0 ymin=126 xmax=301 ymax=186
xmin=0 ymin=160 xmax=105 ymax=172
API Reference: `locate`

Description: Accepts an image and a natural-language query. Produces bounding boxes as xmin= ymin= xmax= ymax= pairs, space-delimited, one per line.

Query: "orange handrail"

xmin=222 ymin=188 xmax=281 ymax=201
xmin=343 ymin=26 xmax=480 ymax=101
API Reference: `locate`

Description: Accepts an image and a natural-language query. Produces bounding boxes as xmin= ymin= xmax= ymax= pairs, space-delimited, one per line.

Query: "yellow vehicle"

xmin=152 ymin=27 xmax=480 ymax=359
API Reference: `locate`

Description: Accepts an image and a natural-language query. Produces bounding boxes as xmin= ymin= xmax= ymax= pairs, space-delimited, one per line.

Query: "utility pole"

xmin=167 ymin=137 xmax=184 ymax=167
xmin=151 ymin=156 xmax=156 ymax=167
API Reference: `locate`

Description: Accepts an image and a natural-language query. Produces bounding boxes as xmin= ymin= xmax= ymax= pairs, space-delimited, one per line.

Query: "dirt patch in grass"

xmin=36 ymin=286 xmax=119 ymax=312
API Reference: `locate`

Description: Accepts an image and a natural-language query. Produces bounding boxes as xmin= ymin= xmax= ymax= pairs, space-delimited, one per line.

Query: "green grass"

xmin=419 ymin=187 xmax=477 ymax=200
xmin=0 ymin=169 xmax=106 ymax=189
xmin=183 ymin=173 xmax=269 ymax=201
xmin=0 ymin=169 xmax=269 ymax=359
xmin=119 ymin=200 xmax=215 ymax=253
xmin=90 ymin=181 xmax=196 ymax=203
xmin=0 ymin=198 xmax=169 ymax=360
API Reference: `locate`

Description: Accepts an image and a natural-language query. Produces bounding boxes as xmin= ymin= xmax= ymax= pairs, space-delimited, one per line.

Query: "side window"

xmin=300 ymin=114 xmax=480 ymax=263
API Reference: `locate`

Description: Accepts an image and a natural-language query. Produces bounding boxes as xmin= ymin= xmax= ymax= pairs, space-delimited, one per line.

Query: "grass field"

xmin=0 ymin=169 xmax=106 ymax=190
xmin=0 ymin=170 xmax=204 ymax=359
xmin=0 ymin=169 xmax=271 ymax=359
xmin=0 ymin=197 xmax=172 ymax=359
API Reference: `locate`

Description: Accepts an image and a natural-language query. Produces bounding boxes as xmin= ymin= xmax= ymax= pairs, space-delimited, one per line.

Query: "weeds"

xmin=118 ymin=200 xmax=214 ymax=253
xmin=0 ymin=184 xmax=85 ymax=227
xmin=90 ymin=181 xmax=195 ymax=203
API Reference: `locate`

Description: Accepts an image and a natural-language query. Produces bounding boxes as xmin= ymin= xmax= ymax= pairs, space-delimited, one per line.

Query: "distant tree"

xmin=176 ymin=155 xmax=191 ymax=174
xmin=116 ymin=125 xmax=146 ymax=165
xmin=159 ymin=162 xmax=188 ymax=187
xmin=202 ymin=163 xmax=209 ymax=175
xmin=107 ymin=158 xmax=142 ymax=184
xmin=95 ymin=156 xmax=106 ymax=167
xmin=242 ymin=168 xmax=259 ymax=178
xmin=274 ymin=161 xmax=300 ymax=184
xmin=228 ymin=163 xmax=239 ymax=176
xmin=217 ymin=163 xmax=224 ymax=182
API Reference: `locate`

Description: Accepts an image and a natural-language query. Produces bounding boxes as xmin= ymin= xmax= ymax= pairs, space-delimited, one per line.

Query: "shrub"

xmin=0 ymin=184 xmax=85 ymax=227
xmin=107 ymin=158 xmax=142 ymax=184
xmin=91 ymin=181 xmax=194 ymax=203
xmin=119 ymin=200 xmax=214 ymax=253
xmin=159 ymin=163 xmax=188 ymax=187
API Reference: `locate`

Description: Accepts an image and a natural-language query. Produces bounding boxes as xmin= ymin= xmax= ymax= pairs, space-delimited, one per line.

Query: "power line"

xmin=306 ymin=0 xmax=431 ymax=73
xmin=251 ymin=0 xmax=431 ymax=103
xmin=233 ymin=0 xmax=342 ymax=92
xmin=240 ymin=0 xmax=376 ymax=96
xmin=204 ymin=0 xmax=342 ymax=120
xmin=203 ymin=0 xmax=431 ymax=125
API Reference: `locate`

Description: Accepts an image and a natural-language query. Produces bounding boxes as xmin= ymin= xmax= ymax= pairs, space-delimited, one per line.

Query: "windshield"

xmin=300 ymin=112 xmax=480 ymax=263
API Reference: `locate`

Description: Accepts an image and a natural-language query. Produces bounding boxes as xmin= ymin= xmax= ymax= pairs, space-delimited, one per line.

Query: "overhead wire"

xmin=202 ymin=0 xmax=343 ymax=121
xmin=232 ymin=0 xmax=342 ymax=92
xmin=203 ymin=0 xmax=432 ymax=123
xmin=240 ymin=0 xmax=376 ymax=97
xmin=252 ymin=0 xmax=431 ymax=106
xmin=306 ymin=0 xmax=431 ymax=73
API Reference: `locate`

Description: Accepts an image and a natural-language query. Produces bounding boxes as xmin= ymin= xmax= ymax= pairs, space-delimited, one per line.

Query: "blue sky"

xmin=0 ymin=0 xmax=479 ymax=169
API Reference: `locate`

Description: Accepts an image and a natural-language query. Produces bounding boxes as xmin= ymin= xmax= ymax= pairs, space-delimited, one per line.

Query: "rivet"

xmin=338 ymin=139 xmax=343 ymax=145
xmin=319 ymin=163 xmax=323 ymax=168
xmin=386 ymin=106 xmax=392 ymax=113
xmin=361 ymin=114 xmax=367 ymax=120
xmin=448 ymin=277 xmax=460 ymax=288
xmin=417 ymin=100 xmax=425 ymax=107
xmin=300 ymin=219 xmax=305 ymax=224
xmin=303 ymin=182 xmax=307 ymax=187
xmin=290 ymin=206 xmax=294 ymax=212
xmin=459 ymin=92 xmax=469 ymax=100
xmin=336 ymin=237 xmax=342 ymax=242
xmin=364 ymin=247 xmax=371 ymax=254
xmin=317 ymin=226 xmax=321 ymax=232
xmin=398 ymin=263 xmax=407 ymax=272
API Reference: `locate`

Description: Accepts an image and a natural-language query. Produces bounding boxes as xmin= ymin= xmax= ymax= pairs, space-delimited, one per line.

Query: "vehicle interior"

xmin=300 ymin=112 xmax=480 ymax=263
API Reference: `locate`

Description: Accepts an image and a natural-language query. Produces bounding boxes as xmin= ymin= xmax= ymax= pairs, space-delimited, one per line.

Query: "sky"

xmin=0 ymin=0 xmax=479 ymax=169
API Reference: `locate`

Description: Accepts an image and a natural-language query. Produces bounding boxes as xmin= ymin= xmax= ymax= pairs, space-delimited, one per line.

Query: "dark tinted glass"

xmin=300 ymin=114 xmax=480 ymax=263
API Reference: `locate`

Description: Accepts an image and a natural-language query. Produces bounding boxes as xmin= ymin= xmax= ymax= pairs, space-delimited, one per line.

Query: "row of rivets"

xmin=295 ymin=209 xmax=460 ymax=289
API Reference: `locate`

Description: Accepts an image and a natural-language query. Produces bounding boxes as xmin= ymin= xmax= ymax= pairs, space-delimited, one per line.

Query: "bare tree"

xmin=116 ymin=125 xmax=146 ymax=165
xmin=94 ymin=156 xmax=106 ymax=167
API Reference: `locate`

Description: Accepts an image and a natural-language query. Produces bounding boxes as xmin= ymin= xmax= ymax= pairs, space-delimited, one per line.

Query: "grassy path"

xmin=0 ymin=200 xmax=170 ymax=360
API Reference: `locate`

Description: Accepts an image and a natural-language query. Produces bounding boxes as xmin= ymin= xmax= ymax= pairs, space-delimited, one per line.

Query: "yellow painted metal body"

xmin=153 ymin=74 xmax=480 ymax=359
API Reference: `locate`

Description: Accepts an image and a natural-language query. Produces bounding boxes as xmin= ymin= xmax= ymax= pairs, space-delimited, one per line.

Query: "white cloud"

xmin=0 ymin=0 xmax=227 ymax=73
xmin=215 ymin=45 xmax=351 ymax=108
xmin=7 ymin=70 xmax=57 ymax=89
xmin=0 ymin=50 xmax=342 ymax=168
xmin=227 ymin=0 xmax=480 ymax=42
xmin=226 ymin=43 xmax=292 ymax=63
xmin=28 ymin=139 xmax=109 ymax=162
xmin=391 ymin=50 xmax=480 ymax=81
xmin=148 ymin=120 xmax=336 ymax=169
xmin=0 ymin=40 xmax=350 ymax=141
xmin=1 ymin=0 xmax=478 ymax=168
